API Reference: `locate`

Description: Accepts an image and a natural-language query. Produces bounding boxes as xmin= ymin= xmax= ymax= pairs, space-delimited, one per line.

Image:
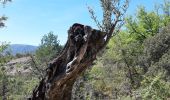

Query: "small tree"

xmin=0 ymin=42 xmax=10 ymax=100
xmin=32 ymin=32 xmax=62 ymax=78
xmin=36 ymin=32 xmax=63 ymax=63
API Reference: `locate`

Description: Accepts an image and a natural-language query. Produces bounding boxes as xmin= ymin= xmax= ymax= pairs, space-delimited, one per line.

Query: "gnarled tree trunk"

xmin=30 ymin=23 xmax=117 ymax=100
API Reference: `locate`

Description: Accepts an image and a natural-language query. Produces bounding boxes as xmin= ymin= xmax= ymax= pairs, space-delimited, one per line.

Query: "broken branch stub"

xmin=31 ymin=23 xmax=114 ymax=100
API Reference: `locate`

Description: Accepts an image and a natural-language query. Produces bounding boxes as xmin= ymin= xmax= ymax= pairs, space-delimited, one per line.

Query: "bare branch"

xmin=88 ymin=0 xmax=129 ymax=35
xmin=87 ymin=6 xmax=103 ymax=30
xmin=98 ymin=0 xmax=129 ymax=49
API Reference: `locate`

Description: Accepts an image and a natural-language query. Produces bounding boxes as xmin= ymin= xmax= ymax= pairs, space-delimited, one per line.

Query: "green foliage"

xmin=140 ymin=74 xmax=170 ymax=100
xmin=0 ymin=42 xmax=13 ymax=99
xmin=0 ymin=42 xmax=13 ymax=65
xmin=86 ymin=32 xmax=142 ymax=99
xmin=0 ymin=42 xmax=11 ymax=65
xmin=144 ymin=24 xmax=170 ymax=62
xmin=15 ymin=53 xmax=24 ymax=58
xmin=7 ymin=76 xmax=39 ymax=100
xmin=0 ymin=42 xmax=8 ymax=53
xmin=142 ymin=24 xmax=170 ymax=82
xmin=126 ymin=4 xmax=170 ymax=42
xmin=75 ymin=1 xmax=170 ymax=99
xmin=36 ymin=32 xmax=63 ymax=63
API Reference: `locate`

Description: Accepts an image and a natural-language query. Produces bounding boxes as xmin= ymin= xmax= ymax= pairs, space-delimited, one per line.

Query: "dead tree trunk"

xmin=30 ymin=22 xmax=118 ymax=100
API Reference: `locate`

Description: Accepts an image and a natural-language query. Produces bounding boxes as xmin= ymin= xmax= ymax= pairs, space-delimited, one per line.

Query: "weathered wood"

xmin=30 ymin=23 xmax=115 ymax=100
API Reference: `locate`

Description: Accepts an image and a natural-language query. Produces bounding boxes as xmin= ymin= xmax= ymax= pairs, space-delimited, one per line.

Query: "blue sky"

xmin=0 ymin=0 xmax=163 ymax=46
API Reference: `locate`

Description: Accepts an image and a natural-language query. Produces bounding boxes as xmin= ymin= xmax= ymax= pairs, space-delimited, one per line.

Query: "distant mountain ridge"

xmin=7 ymin=44 xmax=38 ymax=55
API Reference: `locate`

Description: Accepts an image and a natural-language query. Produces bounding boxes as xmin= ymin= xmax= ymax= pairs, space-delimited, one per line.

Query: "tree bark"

xmin=30 ymin=23 xmax=116 ymax=100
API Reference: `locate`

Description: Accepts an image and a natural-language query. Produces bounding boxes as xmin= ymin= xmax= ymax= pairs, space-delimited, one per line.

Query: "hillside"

xmin=5 ymin=56 xmax=33 ymax=76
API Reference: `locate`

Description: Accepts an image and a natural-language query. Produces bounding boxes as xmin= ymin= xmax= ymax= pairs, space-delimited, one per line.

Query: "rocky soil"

xmin=4 ymin=56 xmax=33 ymax=76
